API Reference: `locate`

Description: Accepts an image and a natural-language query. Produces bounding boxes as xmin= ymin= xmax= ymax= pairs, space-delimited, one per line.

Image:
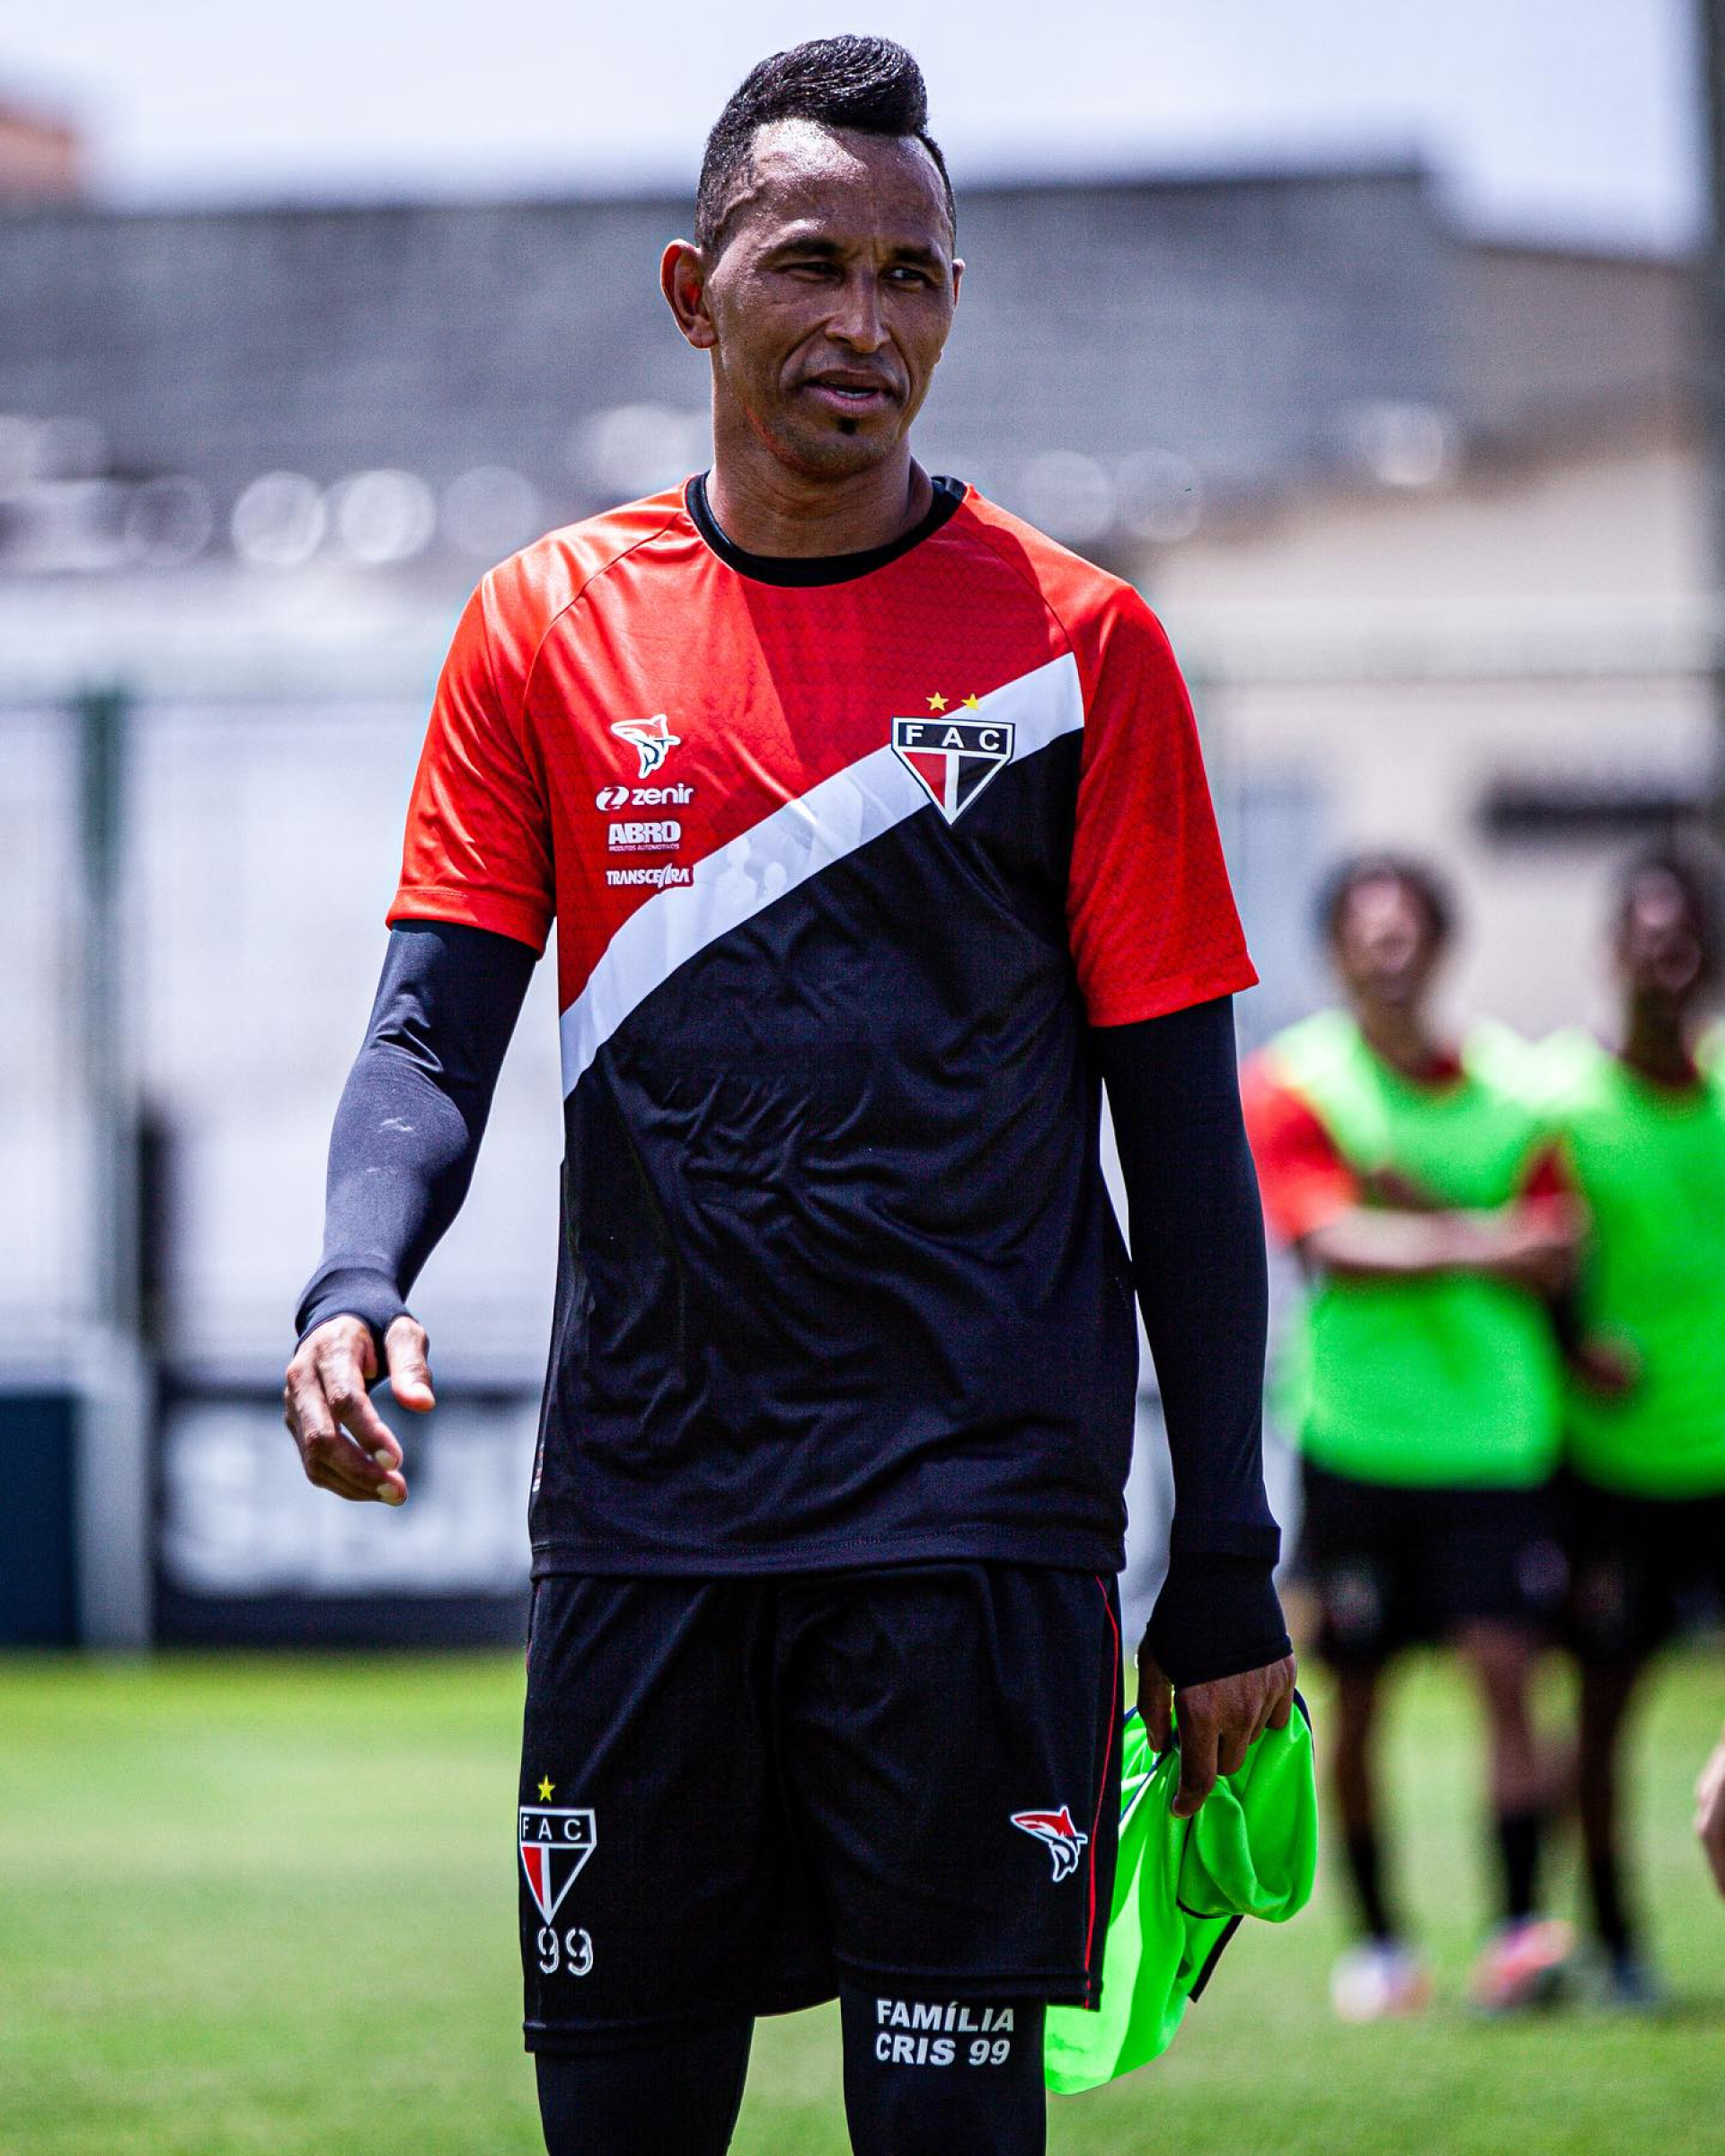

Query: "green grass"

xmin=1 ymin=1650 xmax=1721 ymax=2152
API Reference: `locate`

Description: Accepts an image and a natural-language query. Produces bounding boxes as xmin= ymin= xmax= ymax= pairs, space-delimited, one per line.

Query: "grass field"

xmin=2 ymin=1650 xmax=1721 ymax=2154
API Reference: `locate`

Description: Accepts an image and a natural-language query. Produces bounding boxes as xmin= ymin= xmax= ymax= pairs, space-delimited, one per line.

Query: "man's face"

xmin=1615 ymin=868 xmax=1706 ymax=1015
xmin=692 ymin=119 xmax=960 ymax=481
xmin=1332 ymin=877 xmax=1443 ymax=1015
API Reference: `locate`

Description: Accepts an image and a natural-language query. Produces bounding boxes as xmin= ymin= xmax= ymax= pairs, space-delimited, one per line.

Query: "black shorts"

xmin=518 ymin=1562 xmax=1123 ymax=2054
xmin=1561 ymin=1473 xmax=1725 ymax=1666
xmin=1296 ymin=1460 xmax=1565 ymax=1668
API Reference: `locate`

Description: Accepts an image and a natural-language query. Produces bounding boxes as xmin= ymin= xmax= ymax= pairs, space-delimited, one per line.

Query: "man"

xmin=284 ymin=37 xmax=1294 ymax=2156
xmin=1243 ymin=855 xmax=1576 ymax=2019
xmin=1541 ymin=849 xmax=1725 ymax=2002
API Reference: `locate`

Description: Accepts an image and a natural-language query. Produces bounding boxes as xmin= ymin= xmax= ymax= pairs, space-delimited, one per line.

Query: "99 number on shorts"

xmin=537 ymin=1926 xmax=594 ymax=1977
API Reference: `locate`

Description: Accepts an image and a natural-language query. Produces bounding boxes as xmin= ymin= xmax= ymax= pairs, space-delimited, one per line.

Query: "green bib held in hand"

xmin=1045 ymin=1697 xmax=1317 ymax=2093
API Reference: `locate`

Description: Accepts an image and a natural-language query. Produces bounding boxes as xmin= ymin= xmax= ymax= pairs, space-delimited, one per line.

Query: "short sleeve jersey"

xmin=392 ymin=476 xmax=1255 ymax=1577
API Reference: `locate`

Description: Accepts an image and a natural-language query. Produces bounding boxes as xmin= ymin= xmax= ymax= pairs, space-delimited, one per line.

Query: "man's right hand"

xmin=282 ymin=1313 xmax=435 ymax=1505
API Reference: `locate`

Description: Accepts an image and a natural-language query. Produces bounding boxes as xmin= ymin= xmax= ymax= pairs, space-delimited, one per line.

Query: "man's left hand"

xmin=1136 ymin=1640 xmax=1298 ymax=1818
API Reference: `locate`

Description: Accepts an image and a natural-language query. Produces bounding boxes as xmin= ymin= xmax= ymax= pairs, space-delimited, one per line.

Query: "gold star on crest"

xmin=926 ymin=692 xmax=948 ymax=711
xmin=961 ymin=694 xmax=982 ymax=711
xmin=537 ymin=1775 xmax=554 ymax=1801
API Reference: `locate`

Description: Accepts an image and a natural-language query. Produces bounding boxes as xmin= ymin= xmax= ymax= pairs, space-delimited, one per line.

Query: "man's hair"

xmin=1614 ymin=840 xmax=1723 ymax=986
xmin=1316 ymin=851 xmax=1456 ymax=952
xmin=694 ymin=34 xmax=955 ymax=253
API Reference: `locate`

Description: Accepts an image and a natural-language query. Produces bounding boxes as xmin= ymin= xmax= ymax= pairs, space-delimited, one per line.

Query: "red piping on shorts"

xmin=1084 ymin=1575 xmax=1120 ymax=1976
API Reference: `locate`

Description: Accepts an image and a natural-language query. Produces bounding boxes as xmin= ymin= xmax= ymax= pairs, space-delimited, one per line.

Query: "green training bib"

xmin=1540 ymin=1029 xmax=1725 ymax=1498
xmin=1267 ymin=1011 xmax=1562 ymax=1489
xmin=1045 ymin=1700 xmax=1317 ymax=2092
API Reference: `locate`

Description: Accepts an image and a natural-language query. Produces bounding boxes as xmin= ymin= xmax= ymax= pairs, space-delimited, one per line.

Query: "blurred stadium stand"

xmin=0 ymin=163 xmax=1714 ymax=1646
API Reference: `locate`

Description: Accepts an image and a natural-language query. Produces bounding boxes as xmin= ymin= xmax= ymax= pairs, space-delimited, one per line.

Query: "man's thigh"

xmin=518 ymin=1575 xmax=831 ymax=2054
xmin=776 ymin=1562 xmax=1123 ymax=2009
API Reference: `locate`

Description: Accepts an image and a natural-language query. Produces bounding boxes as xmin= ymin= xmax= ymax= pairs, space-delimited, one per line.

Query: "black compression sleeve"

xmin=840 ymin=1986 xmax=1045 ymax=2156
xmin=535 ymin=2024 xmax=754 ymax=2156
xmin=294 ymin=921 xmax=535 ymax=1357
xmin=1093 ymin=995 xmax=1290 ymax=1687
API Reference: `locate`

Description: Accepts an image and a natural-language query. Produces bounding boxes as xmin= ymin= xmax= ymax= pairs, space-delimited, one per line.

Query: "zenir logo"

xmin=891 ymin=715 xmax=1015 ymax=825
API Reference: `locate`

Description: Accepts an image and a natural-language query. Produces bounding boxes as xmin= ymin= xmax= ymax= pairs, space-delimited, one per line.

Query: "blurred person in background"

xmin=1537 ymin=848 xmax=1725 ymax=2004
xmin=1243 ymin=854 xmax=1577 ymax=2020
xmin=281 ymin=33 xmax=1294 ymax=2156
xmin=1700 ymin=1726 xmax=1725 ymax=1895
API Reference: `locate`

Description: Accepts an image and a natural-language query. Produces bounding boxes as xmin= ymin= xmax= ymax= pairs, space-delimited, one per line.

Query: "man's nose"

xmin=829 ymin=271 xmax=887 ymax=351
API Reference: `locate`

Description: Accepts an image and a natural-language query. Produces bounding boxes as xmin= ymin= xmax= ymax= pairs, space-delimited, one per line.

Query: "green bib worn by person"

xmin=1266 ymin=1006 xmax=1563 ymax=1490
xmin=1541 ymin=1029 xmax=1725 ymax=1501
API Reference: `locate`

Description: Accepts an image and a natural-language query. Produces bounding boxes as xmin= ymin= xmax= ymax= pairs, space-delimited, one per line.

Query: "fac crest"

xmin=519 ymin=1805 xmax=597 ymax=1923
xmin=892 ymin=714 xmax=1015 ymax=825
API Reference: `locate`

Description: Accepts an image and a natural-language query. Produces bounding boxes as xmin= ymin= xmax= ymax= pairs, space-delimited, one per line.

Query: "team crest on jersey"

xmin=1010 ymin=1804 xmax=1088 ymax=1882
xmin=892 ymin=714 xmax=1015 ymax=825
xmin=611 ymin=713 xmax=681 ymax=779
xmin=519 ymin=1805 xmax=597 ymax=1922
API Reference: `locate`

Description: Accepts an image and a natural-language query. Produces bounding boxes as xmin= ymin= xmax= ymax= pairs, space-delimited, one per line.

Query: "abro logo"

xmin=608 ymin=818 xmax=682 ymax=853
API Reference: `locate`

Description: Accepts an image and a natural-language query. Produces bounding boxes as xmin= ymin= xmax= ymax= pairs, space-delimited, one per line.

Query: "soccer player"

xmin=1542 ymin=849 xmax=1725 ymax=2001
xmin=282 ymin=37 xmax=1295 ymax=2156
xmin=1243 ymin=855 xmax=1577 ymax=2019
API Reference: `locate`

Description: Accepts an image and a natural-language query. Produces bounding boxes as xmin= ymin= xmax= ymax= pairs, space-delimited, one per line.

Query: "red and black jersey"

xmin=391 ymin=474 xmax=1256 ymax=1577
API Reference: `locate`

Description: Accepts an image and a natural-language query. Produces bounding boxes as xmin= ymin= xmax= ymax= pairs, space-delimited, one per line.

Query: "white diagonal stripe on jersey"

xmin=559 ymin=650 xmax=1084 ymax=1097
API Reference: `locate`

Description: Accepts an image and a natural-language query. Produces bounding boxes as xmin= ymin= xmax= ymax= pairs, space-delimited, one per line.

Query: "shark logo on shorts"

xmin=1010 ymin=1804 xmax=1088 ymax=1882
xmin=519 ymin=1804 xmax=597 ymax=1922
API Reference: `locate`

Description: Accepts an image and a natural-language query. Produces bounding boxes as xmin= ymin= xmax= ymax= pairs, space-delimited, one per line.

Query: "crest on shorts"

xmin=892 ymin=714 xmax=1015 ymax=825
xmin=1010 ymin=1804 xmax=1088 ymax=1883
xmin=519 ymin=1805 xmax=597 ymax=1922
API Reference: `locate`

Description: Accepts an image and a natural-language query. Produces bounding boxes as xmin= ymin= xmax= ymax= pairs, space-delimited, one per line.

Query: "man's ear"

xmin=929 ymin=257 xmax=963 ymax=368
xmin=660 ymin=240 xmax=716 ymax=350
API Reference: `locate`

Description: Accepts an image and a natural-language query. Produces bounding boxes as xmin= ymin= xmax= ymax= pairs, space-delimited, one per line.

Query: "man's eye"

xmin=886 ymin=267 xmax=933 ymax=287
xmin=783 ymin=260 xmax=840 ymax=279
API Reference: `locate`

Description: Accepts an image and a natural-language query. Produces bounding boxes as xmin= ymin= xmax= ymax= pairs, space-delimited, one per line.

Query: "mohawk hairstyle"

xmin=694 ymin=34 xmax=955 ymax=252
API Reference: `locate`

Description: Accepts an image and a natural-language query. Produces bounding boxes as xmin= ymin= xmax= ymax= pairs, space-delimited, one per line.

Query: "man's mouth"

xmin=802 ymin=375 xmax=898 ymax=414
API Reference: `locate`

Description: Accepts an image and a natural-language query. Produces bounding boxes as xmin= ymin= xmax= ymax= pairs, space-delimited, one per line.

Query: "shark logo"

xmin=611 ymin=713 xmax=682 ymax=779
xmin=1010 ymin=1804 xmax=1089 ymax=1883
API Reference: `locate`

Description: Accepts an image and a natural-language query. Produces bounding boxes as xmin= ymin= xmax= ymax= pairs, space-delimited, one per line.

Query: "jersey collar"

xmin=686 ymin=470 xmax=965 ymax=588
